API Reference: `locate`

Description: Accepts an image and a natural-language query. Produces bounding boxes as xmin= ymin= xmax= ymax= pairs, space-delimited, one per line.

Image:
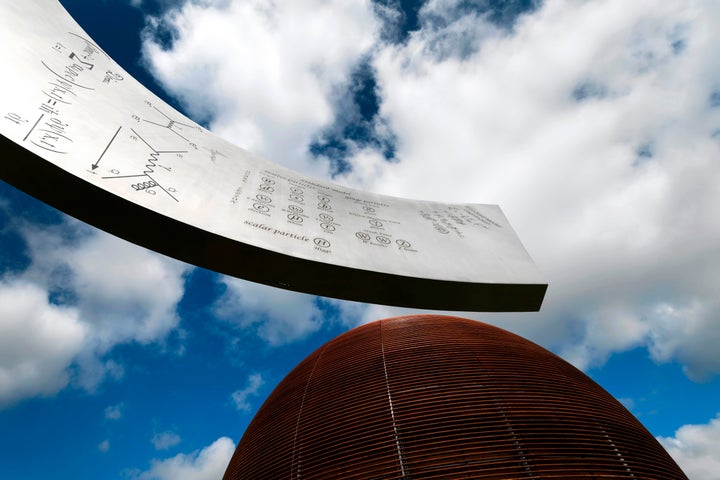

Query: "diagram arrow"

xmin=93 ymin=126 xmax=122 ymax=170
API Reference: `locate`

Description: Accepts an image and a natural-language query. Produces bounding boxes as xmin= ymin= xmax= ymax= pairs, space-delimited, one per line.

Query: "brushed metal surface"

xmin=0 ymin=0 xmax=546 ymax=311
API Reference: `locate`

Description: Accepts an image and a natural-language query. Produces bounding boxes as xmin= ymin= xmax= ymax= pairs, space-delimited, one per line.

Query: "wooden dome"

xmin=223 ymin=315 xmax=686 ymax=479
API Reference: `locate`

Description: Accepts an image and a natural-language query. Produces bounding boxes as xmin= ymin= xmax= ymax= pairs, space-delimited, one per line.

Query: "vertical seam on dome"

xmin=600 ymin=426 xmax=636 ymax=477
xmin=471 ymin=336 xmax=537 ymax=478
xmin=380 ymin=320 xmax=409 ymax=478
xmin=289 ymin=342 xmax=329 ymax=479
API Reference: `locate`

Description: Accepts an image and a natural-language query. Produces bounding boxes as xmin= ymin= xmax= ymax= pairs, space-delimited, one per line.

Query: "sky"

xmin=1 ymin=0 xmax=719 ymax=478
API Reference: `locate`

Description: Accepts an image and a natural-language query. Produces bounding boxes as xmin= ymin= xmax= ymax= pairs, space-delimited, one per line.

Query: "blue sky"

xmin=1 ymin=0 xmax=720 ymax=479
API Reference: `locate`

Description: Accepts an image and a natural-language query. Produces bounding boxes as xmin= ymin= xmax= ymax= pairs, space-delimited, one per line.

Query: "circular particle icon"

xmin=356 ymin=232 xmax=371 ymax=241
xmin=253 ymin=203 xmax=270 ymax=213
xmin=376 ymin=236 xmax=391 ymax=245
xmin=369 ymin=219 xmax=383 ymax=228
xmin=314 ymin=237 xmax=331 ymax=248
xmin=320 ymin=223 xmax=335 ymax=232
xmin=288 ymin=204 xmax=303 ymax=213
xmin=396 ymin=239 xmax=412 ymax=248
xmin=319 ymin=213 xmax=333 ymax=222
xmin=287 ymin=214 xmax=303 ymax=223
xmin=256 ymin=194 xmax=272 ymax=203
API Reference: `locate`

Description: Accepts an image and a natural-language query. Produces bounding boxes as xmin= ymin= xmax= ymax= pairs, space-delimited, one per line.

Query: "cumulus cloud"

xmin=0 ymin=280 xmax=86 ymax=407
xmin=230 ymin=373 xmax=264 ymax=412
xmin=152 ymin=431 xmax=182 ymax=450
xmin=74 ymin=235 xmax=187 ymax=345
xmin=22 ymin=221 xmax=190 ymax=360
xmin=141 ymin=0 xmax=380 ymax=177
xmin=139 ymin=0 xmax=720 ymax=380
xmin=214 ymin=277 xmax=322 ymax=345
xmin=334 ymin=0 xmax=720 ymax=377
xmin=659 ymin=414 xmax=720 ymax=480
xmin=0 ymin=213 xmax=191 ymax=405
xmin=647 ymin=301 xmax=720 ymax=382
xmin=135 ymin=437 xmax=235 ymax=480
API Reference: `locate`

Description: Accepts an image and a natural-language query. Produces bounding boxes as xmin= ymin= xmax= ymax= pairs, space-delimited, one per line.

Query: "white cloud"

xmin=0 ymin=214 xmax=191 ymax=406
xmin=644 ymin=300 xmax=720 ymax=382
xmin=142 ymin=0 xmax=380 ymax=177
xmin=152 ymin=431 xmax=182 ymax=450
xmin=334 ymin=0 xmax=720 ymax=377
xmin=139 ymin=0 xmax=720 ymax=380
xmin=136 ymin=437 xmax=235 ymax=480
xmin=0 ymin=280 xmax=86 ymax=407
xmin=18 ymin=221 xmax=190 ymax=349
xmin=659 ymin=414 xmax=720 ymax=480
xmin=214 ymin=277 xmax=322 ymax=345
xmin=64 ymin=230 xmax=189 ymax=348
xmin=230 ymin=373 xmax=264 ymax=412
xmin=98 ymin=439 xmax=111 ymax=453
xmin=105 ymin=403 xmax=124 ymax=420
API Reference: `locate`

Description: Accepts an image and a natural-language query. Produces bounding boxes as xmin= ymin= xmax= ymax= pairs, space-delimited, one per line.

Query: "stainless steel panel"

xmin=0 ymin=0 xmax=546 ymax=311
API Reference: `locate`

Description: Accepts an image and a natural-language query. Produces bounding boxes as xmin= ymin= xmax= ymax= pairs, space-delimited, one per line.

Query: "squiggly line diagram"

xmin=101 ymin=128 xmax=185 ymax=202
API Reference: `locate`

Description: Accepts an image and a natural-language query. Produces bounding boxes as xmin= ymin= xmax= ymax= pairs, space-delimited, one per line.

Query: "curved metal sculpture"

xmin=0 ymin=1 xmax=546 ymax=311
